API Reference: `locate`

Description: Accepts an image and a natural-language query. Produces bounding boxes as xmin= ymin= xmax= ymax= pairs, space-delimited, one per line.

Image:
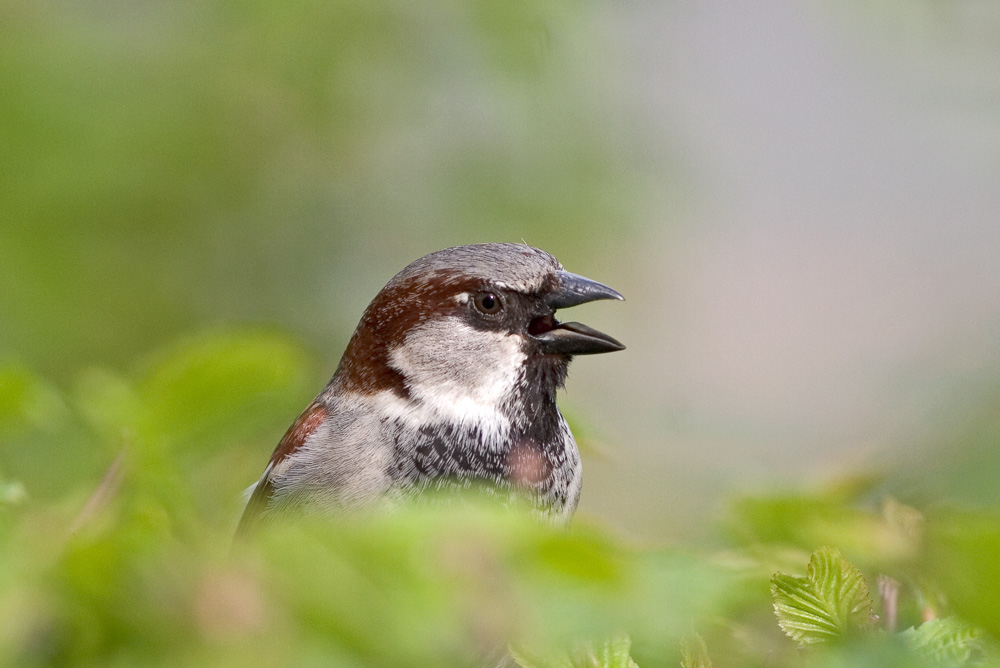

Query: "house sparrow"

xmin=236 ymin=243 xmax=623 ymax=536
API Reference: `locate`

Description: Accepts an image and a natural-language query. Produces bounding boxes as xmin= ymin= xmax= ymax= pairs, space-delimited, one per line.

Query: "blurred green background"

xmin=0 ymin=0 xmax=638 ymax=376
xmin=3 ymin=0 xmax=1000 ymax=666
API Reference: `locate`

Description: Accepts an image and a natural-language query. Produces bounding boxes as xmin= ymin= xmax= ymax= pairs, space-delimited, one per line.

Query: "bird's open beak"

xmin=533 ymin=271 xmax=625 ymax=356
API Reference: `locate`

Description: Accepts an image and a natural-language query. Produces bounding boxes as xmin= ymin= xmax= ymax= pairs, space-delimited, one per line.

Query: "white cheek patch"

xmin=386 ymin=318 xmax=525 ymax=441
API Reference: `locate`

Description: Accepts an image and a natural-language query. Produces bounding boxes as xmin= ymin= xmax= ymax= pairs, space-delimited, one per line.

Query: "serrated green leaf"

xmin=680 ymin=632 xmax=713 ymax=668
xmin=901 ymin=617 xmax=985 ymax=667
xmin=771 ymin=546 xmax=873 ymax=645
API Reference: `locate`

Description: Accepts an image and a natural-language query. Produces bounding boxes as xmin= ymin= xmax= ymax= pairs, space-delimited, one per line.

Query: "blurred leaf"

xmin=727 ymin=491 xmax=921 ymax=566
xmin=900 ymin=618 xmax=985 ymax=668
xmin=512 ymin=632 xmax=640 ymax=668
xmin=795 ymin=636 xmax=950 ymax=668
xmin=882 ymin=497 xmax=925 ymax=543
xmin=924 ymin=509 xmax=1000 ymax=640
xmin=771 ymin=547 xmax=873 ymax=645
xmin=0 ymin=478 xmax=27 ymax=506
xmin=0 ymin=365 xmax=70 ymax=435
xmin=582 ymin=633 xmax=640 ymax=668
xmin=511 ymin=645 xmax=574 ymax=668
xmin=0 ymin=365 xmax=103 ymax=498
xmin=71 ymin=368 xmax=140 ymax=443
xmin=136 ymin=329 xmax=312 ymax=448
xmin=680 ymin=632 xmax=714 ymax=668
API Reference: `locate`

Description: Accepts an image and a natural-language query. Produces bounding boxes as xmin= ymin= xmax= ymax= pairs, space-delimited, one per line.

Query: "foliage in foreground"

xmin=1 ymin=331 xmax=999 ymax=667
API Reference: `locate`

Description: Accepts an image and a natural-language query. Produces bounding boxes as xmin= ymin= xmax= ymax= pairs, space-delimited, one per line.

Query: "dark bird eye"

xmin=473 ymin=292 xmax=502 ymax=315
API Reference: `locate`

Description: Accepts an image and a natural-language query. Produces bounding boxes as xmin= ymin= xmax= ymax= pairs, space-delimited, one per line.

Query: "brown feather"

xmin=334 ymin=270 xmax=486 ymax=397
xmin=234 ymin=402 xmax=328 ymax=538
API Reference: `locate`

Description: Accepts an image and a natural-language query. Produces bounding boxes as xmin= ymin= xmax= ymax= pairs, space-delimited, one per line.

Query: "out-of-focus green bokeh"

xmin=1 ymin=0 xmax=637 ymax=381
xmin=4 ymin=0 xmax=1000 ymax=666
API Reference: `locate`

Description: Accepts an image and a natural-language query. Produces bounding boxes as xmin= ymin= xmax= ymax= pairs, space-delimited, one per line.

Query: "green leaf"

xmin=137 ymin=330 xmax=312 ymax=447
xmin=0 ymin=364 xmax=70 ymax=434
xmin=901 ymin=617 xmax=985 ymax=667
xmin=583 ymin=633 xmax=640 ymax=668
xmin=680 ymin=632 xmax=713 ymax=668
xmin=925 ymin=509 xmax=1000 ymax=640
xmin=511 ymin=633 xmax=639 ymax=668
xmin=771 ymin=546 xmax=873 ymax=645
xmin=510 ymin=646 xmax=573 ymax=668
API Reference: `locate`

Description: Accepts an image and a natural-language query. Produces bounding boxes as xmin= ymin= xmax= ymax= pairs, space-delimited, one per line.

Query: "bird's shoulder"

xmin=234 ymin=400 xmax=330 ymax=537
xmin=235 ymin=394 xmax=401 ymax=536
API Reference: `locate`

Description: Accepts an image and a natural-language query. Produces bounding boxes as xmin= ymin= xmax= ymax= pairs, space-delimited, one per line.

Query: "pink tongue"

xmin=528 ymin=314 xmax=558 ymax=336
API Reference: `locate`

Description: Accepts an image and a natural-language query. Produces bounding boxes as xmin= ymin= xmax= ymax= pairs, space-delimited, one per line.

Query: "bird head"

xmin=235 ymin=244 xmax=624 ymax=535
xmin=332 ymin=244 xmax=623 ymax=422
